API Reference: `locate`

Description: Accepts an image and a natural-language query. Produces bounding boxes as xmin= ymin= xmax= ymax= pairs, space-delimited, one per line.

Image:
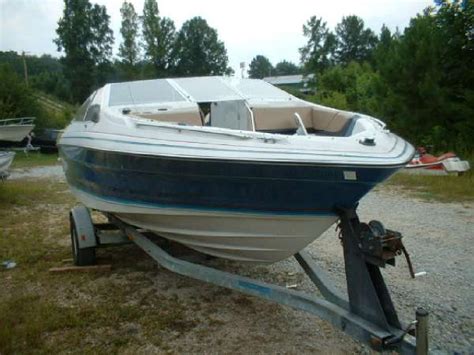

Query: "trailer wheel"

xmin=70 ymin=212 xmax=96 ymax=266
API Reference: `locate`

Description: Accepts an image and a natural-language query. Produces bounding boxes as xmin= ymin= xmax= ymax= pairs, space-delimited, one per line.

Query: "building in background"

xmin=263 ymin=74 xmax=315 ymax=94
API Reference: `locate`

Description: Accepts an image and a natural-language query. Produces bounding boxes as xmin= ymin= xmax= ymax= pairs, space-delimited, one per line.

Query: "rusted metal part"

xmin=348 ymin=220 xmax=416 ymax=278
xmin=401 ymin=244 xmax=416 ymax=279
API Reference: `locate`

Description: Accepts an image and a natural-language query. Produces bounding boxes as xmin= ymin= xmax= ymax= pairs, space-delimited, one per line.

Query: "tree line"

xmin=0 ymin=0 xmax=471 ymax=154
xmin=54 ymin=0 xmax=233 ymax=102
xmin=248 ymin=0 xmax=473 ymax=154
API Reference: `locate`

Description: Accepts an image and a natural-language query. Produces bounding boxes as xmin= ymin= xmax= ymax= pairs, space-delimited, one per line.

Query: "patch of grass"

xmin=0 ymin=290 xmax=191 ymax=354
xmin=0 ymin=177 xmax=200 ymax=354
xmin=10 ymin=152 xmax=59 ymax=169
xmin=0 ymin=179 xmax=69 ymax=208
xmin=385 ymin=170 xmax=474 ymax=203
xmin=0 ymin=294 xmax=81 ymax=353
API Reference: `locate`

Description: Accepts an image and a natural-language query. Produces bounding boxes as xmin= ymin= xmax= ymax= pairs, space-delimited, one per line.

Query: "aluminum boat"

xmin=0 ymin=151 xmax=15 ymax=179
xmin=58 ymin=76 xmax=414 ymax=263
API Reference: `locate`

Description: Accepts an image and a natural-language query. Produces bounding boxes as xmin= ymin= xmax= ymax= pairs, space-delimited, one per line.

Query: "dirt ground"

xmin=1 ymin=166 xmax=473 ymax=354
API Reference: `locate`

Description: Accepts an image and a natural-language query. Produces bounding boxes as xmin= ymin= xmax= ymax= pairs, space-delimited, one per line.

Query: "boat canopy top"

xmin=108 ymin=76 xmax=294 ymax=107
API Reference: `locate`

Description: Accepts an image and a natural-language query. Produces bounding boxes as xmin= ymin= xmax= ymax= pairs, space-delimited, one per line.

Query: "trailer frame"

xmin=69 ymin=205 xmax=428 ymax=354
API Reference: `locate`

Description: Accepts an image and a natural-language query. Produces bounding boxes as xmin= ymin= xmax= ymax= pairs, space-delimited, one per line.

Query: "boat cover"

xmin=108 ymin=77 xmax=293 ymax=106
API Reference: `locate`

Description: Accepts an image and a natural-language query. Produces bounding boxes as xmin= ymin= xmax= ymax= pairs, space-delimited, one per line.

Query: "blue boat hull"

xmin=60 ymin=146 xmax=399 ymax=215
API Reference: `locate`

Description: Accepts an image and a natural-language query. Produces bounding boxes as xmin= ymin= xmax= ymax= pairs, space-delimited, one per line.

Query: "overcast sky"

xmin=1 ymin=0 xmax=432 ymax=73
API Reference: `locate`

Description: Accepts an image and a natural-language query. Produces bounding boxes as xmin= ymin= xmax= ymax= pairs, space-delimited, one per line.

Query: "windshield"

xmin=109 ymin=79 xmax=186 ymax=106
xmin=74 ymin=92 xmax=97 ymax=121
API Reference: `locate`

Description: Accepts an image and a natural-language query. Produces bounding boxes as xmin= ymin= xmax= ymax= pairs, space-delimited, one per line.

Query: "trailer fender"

xmin=70 ymin=206 xmax=97 ymax=249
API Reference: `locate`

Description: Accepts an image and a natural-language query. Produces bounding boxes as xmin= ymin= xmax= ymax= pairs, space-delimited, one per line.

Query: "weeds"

xmin=385 ymin=169 xmax=473 ymax=203
xmin=0 ymin=178 xmax=197 ymax=354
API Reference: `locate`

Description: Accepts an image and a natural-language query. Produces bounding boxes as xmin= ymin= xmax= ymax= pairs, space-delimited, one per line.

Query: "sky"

xmin=0 ymin=0 xmax=433 ymax=74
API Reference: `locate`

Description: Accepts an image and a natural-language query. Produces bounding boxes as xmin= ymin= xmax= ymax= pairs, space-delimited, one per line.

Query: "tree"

xmin=274 ymin=60 xmax=301 ymax=75
xmin=142 ymin=0 xmax=176 ymax=77
xmin=55 ymin=0 xmax=114 ymax=102
xmin=0 ymin=64 xmax=38 ymax=119
xmin=248 ymin=55 xmax=273 ymax=78
xmin=299 ymin=16 xmax=337 ymax=74
xmin=373 ymin=25 xmax=394 ymax=69
xmin=314 ymin=62 xmax=381 ymax=115
xmin=0 ymin=51 xmax=73 ymax=102
xmin=0 ymin=64 xmax=70 ymax=132
xmin=173 ymin=17 xmax=230 ymax=76
xmin=334 ymin=15 xmax=378 ymax=65
xmin=118 ymin=1 xmax=140 ymax=79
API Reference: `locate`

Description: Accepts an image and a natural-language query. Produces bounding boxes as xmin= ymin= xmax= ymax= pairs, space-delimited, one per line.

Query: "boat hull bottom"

xmin=0 ymin=125 xmax=35 ymax=142
xmin=73 ymin=188 xmax=337 ymax=263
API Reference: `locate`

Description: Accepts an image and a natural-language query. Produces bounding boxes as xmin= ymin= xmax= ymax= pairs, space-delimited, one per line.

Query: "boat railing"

xmin=133 ymin=117 xmax=287 ymax=142
xmin=293 ymin=113 xmax=308 ymax=136
xmin=0 ymin=117 xmax=36 ymax=126
xmin=245 ymin=103 xmax=256 ymax=132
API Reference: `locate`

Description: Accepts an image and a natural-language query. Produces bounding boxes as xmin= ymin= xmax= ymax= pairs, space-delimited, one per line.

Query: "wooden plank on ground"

xmin=49 ymin=264 xmax=112 ymax=273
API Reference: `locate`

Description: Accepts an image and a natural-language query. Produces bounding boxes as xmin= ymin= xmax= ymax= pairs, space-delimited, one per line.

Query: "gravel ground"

xmin=9 ymin=165 xmax=64 ymax=180
xmin=271 ymin=187 xmax=474 ymax=354
xmin=210 ymin=186 xmax=474 ymax=354
xmin=9 ymin=167 xmax=474 ymax=353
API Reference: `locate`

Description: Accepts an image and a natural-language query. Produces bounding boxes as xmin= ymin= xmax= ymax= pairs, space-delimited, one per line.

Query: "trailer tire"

xmin=70 ymin=212 xmax=96 ymax=266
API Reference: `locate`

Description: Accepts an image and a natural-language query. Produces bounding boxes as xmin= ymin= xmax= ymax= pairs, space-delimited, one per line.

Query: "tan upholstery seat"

xmin=252 ymin=106 xmax=313 ymax=130
xmin=252 ymin=104 xmax=352 ymax=134
xmin=311 ymin=108 xmax=352 ymax=132
xmin=132 ymin=110 xmax=202 ymax=126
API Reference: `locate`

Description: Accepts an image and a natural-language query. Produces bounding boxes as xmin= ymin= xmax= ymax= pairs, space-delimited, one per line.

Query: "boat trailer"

xmin=69 ymin=205 xmax=428 ymax=354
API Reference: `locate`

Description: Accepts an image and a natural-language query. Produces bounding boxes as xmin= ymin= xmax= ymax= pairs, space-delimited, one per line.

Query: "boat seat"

xmin=252 ymin=106 xmax=313 ymax=131
xmin=311 ymin=109 xmax=354 ymax=134
xmin=132 ymin=110 xmax=202 ymax=126
xmin=252 ymin=105 xmax=354 ymax=136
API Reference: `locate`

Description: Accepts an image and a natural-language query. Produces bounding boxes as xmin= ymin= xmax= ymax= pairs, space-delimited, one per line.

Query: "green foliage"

xmin=0 ymin=64 xmax=72 ymax=131
xmin=173 ymin=17 xmax=230 ymax=76
xmin=274 ymin=60 xmax=301 ymax=75
xmin=335 ymin=15 xmax=378 ymax=65
xmin=141 ymin=0 xmax=176 ymax=77
xmin=302 ymin=1 xmax=474 ymax=155
xmin=0 ymin=51 xmax=72 ymax=102
xmin=55 ymin=0 xmax=114 ymax=102
xmin=299 ymin=16 xmax=336 ymax=74
xmin=118 ymin=1 xmax=140 ymax=80
xmin=248 ymin=55 xmax=273 ymax=78
xmin=312 ymin=62 xmax=380 ymax=114
xmin=371 ymin=1 xmax=474 ymax=153
xmin=0 ymin=65 xmax=40 ymax=119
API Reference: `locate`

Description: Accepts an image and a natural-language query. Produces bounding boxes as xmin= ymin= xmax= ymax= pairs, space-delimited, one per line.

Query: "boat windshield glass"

xmin=109 ymin=80 xmax=186 ymax=106
xmin=74 ymin=92 xmax=96 ymax=121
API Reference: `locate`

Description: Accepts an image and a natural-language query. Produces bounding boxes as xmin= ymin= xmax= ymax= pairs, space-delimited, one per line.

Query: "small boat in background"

xmin=0 ymin=151 xmax=15 ymax=179
xmin=0 ymin=117 xmax=35 ymax=143
xmin=32 ymin=128 xmax=63 ymax=153
xmin=405 ymin=147 xmax=470 ymax=175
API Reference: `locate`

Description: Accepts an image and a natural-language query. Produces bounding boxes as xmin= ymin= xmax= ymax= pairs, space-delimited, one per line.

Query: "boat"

xmin=33 ymin=128 xmax=63 ymax=153
xmin=0 ymin=151 xmax=15 ymax=179
xmin=58 ymin=76 xmax=414 ymax=263
xmin=0 ymin=117 xmax=35 ymax=143
xmin=405 ymin=147 xmax=470 ymax=175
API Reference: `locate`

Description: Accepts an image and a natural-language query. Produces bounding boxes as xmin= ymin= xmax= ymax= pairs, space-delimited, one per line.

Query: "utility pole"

xmin=240 ymin=62 xmax=246 ymax=79
xmin=22 ymin=51 xmax=29 ymax=87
